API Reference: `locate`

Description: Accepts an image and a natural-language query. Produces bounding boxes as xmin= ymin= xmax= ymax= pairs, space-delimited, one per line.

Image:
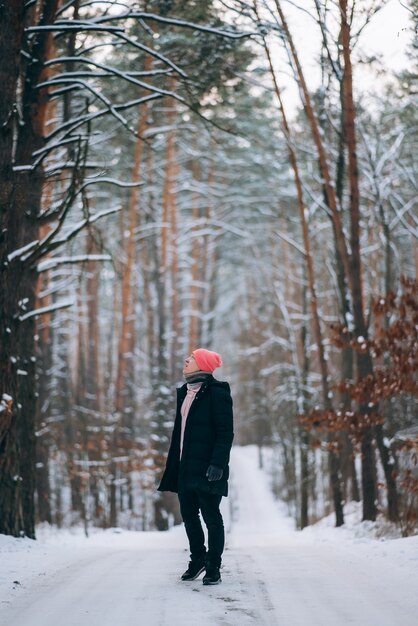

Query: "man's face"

xmin=183 ymin=354 xmax=200 ymax=374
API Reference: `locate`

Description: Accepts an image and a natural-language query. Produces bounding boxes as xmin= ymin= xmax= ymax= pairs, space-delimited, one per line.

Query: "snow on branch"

xmin=389 ymin=197 xmax=418 ymax=238
xmin=79 ymin=177 xmax=144 ymax=191
xmin=275 ymin=231 xmax=307 ymax=256
xmin=110 ymin=34 xmax=188 ymax=79
xmin=36 ymin=77 xmax=136 ymax=136
xmin=7 ymin=240 xmax=39 ymax=263
xmin=43 ymin=56 xmax=187 ymax=98
xmin=37 ymin=254 xmax=112 ymax=273
xmin=26 ymin=22 xmax=124 ymax=33
xmin=36 ymin=74 xmax=183 ymax=146
xmin=18 ymin=299 xmax=76 ymax=321
xmin=87 ymin=206 xmax=123 ymax=223
xmin=26 ymin=12 xmax=256 ymax=40
xmin=31 ymin=135 xmax=84 ymax=168
xmin=37 ymin=95 xmax=163 ymax=158
xmin=87 ymin=12 xmax=257 ymax=39
xmin=24 ymin=201 xmax=121 ymax=266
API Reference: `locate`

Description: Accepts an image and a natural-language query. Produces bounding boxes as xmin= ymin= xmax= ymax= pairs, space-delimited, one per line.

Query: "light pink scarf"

xmin=179 ymin=382 xmax=202 ymax=458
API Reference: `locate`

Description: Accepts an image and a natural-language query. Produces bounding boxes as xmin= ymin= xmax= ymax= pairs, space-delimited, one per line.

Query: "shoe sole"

xmin=203 ymin=577 xmax=222 ymax=585
xmin=181 ymin=566 xmax=205 ymax=581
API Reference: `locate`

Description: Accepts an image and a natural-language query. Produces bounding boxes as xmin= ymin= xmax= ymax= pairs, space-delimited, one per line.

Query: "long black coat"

xmin=157 ymin=377 xmax=234 ymax=497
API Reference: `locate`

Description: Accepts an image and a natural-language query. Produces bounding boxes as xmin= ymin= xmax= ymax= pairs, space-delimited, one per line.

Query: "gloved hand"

xmin=206 ymin=464 xmax=223 ymax=482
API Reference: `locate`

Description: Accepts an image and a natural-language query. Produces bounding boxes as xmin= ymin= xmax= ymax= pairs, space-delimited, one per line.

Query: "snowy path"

xmin=1 ymin=446 xmax=417 ymax=626
xmin=226 ymin=447 xmax=418 ymax=626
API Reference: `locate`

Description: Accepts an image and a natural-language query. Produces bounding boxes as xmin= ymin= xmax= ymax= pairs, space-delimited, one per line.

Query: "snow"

xmin=37 ymin=255 xmax=111 ymax=272
xmin=92 ymin=12 xmax=255 ymax=40
xmin=12 ymin=165 xmax=34 ymax=172
xmin=18 ymin=299 xmax=75 ymax=321
xmin=7 ymin=241 xmax=39 ymax=262
xmin=1 ymin=445 xmax=417 ymax=626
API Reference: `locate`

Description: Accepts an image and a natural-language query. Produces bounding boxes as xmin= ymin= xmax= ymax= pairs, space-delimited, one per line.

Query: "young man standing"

xmin=157 ymin=348 xmax=234 ymax=585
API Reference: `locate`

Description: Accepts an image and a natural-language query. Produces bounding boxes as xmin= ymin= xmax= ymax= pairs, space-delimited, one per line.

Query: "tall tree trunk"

xmin=85 ymin=232 xmax=102 ymax=413
xmin=339 ymin=0 xmax=388 ymax=521
xmin=163 ymin=84 xmax=181 ymax=382
xmin=33 ymin=17 xmax=57 ymax=516
xmin=334 ymin=80 xmax=359 ymax=503
xmin=300 ymin=276 xmax=309 ymax=529
xmin=0 ymin=0 xmax=28 ymax=538
xmin=145 ymin=141 xmax=158 ymax=381
xmin=70 ymin=290 xmax=87 ymax=515
xmin=154 ymin=104 xmax=183 ymax=526
xmin=115 ymin=106 xmax=148 ymax=413
xmin=260 ymin=18 xmax=344 ymax=525
xmin=112 ymin=108 xmax=147 ymax=526
xmin=189 ymin=152 xmax=202 ymax=352
xmin=274 ymin=0 xmax=376 ymax=520
xmin=34 ymin=224 xmax=53 ymax=524
xmin=0 ymin=0 xmax=60 ymax=537
xmin=201 ymin=162 xmax=217 ymax=347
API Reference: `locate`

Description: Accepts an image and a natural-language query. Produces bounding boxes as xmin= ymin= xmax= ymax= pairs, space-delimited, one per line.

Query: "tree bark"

xmin=300 ymin=278 xmax=309 ymax=529
xmin=163 ymin=83 xmax=181 ymax=382
xmin=333 ymin=80 xmax=360 ymax=503
xmin=189 ymin=152 xmax=202 ymax=352
xmin=0 ymin=0 xmax=60 ymax=537
xmin=260 ymin=16 xmax=344 ymax=526
xmin=115 ymin=105 xmax=148 ymax=413
xmin=274 ymin=0 xmax=377 ymax=520
xmin=34 ymin=224 xmax=53 ymax=524
xmin=339 ymin=0 xmax=382 ymax=520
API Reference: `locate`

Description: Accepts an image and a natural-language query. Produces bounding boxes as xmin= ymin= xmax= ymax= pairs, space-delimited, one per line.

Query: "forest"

xmin=0 ymin=0 xmax=417 ymax=540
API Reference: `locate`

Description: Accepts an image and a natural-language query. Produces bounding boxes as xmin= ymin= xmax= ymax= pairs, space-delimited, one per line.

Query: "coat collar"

xmin=177 ymin=375 xmax=214 ymax=401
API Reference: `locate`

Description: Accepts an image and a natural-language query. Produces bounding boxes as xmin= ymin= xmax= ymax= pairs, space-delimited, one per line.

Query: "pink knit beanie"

xmin=192 ymin=348 xmax=222 ymax=373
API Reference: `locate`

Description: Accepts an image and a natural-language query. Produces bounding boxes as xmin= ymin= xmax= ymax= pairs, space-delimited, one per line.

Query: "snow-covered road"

xmin=1 ymin=446 xmax=417 ymax=626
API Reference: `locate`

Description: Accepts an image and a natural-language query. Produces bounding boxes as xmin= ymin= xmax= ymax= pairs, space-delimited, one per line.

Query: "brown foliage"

xmin=0 ymin=396 xmax=14 ymax=448
xmin=299 ymin=277 xmax=417 ymax=439
xmin=396 ymin=437 xmax=418 ymax=536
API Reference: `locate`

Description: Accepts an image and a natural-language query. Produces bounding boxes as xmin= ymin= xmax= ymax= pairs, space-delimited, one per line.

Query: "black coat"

xmin=157 ymin=376 xmax=234 ymax=497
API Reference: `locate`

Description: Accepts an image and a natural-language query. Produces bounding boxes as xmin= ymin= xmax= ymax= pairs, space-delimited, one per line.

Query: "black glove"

xmin=206 ymin=464 xmax=223 ymax=482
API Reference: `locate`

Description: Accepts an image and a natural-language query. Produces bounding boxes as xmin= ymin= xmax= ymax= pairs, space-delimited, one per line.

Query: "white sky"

xmin=261 ymin=0 xmax=412 ymax=113
xmin=358 ymin=0 xmax=411 ymax=67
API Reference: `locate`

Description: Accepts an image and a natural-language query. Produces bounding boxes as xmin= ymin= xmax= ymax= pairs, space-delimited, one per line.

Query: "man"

xmin=157 ymin=348 xmax=234 ymax=585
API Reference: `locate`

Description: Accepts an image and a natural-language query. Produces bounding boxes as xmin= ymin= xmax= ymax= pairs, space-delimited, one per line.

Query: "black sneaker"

xmin=202 ymin=563 xmax=221 ymax=585
xmin=181 ymin=559 xmax=206 ymax=581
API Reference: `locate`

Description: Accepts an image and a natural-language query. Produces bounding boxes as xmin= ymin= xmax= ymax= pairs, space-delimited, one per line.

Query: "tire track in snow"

xmin=228 ymin=446 xmax=418 ymax=626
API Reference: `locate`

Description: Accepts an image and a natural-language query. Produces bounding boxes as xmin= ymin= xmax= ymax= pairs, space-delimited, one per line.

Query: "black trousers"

xmin=178 ymin=486 xmax=224 ymax=567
